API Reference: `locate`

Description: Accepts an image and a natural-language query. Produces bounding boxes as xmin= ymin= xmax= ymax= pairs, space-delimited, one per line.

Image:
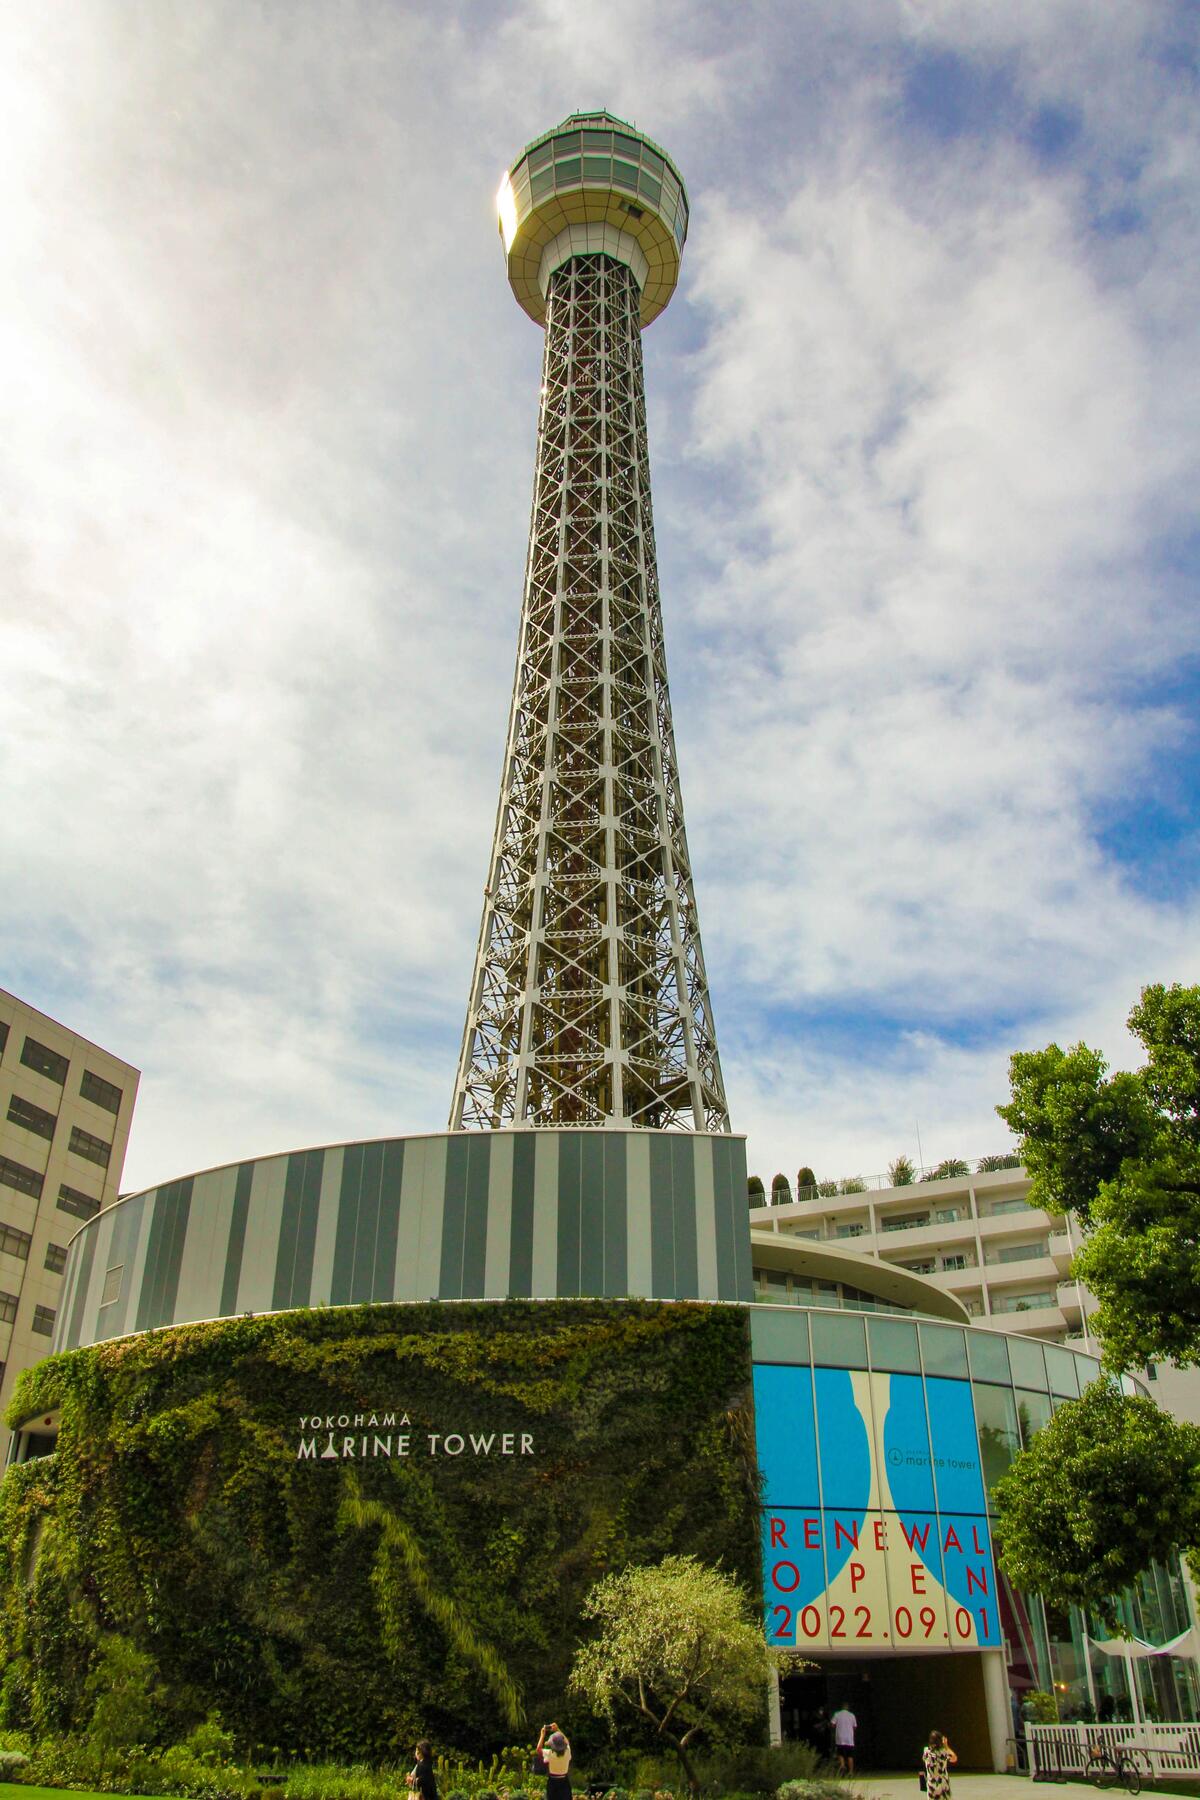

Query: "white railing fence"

xmin=1027 ymin=1722 xmax=1200 ymax=1781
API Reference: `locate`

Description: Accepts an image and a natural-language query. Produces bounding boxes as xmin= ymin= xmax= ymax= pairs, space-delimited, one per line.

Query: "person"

xmin=408 ymin=1741 xmax=437 ymax=1800
xmin=923 ymin=1729 xmax=957 ymax=1800
xmin=831 ymin=1703 xmax=857 ymax=1775
xmin=533 ymin=1722 xmax=572 ymax=1800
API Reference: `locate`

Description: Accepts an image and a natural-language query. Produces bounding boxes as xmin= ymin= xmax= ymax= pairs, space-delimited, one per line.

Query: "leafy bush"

xmin=699 ymin=1741 xmax=826 ymax=1794
xmin=1022 ymin=1688 xmax=1060 ymax=1723
xmin=977 ymin=1153 xmax=1021 ymax=1172
xmin=0 ymin=1751 xmax=28 ymax=1776
xmin=838 ymin=1178 xmax=866 ymax=1195
xmin=887 ymin=1156 xmax=915 ymax=1187
xmin=283 ymin=1761 xmax=401 ymax=1800
xmin=778 ymin=1782 xmax=861 ymax=1800
xmin=815 ymin=1181 xmax=839 ymax=1198
xmin=922 ymin=1159 xmax=969 ymax=1181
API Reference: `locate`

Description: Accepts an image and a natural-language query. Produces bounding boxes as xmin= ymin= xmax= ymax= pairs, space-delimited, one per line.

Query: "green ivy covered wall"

xmin=0 ymin=1299 xmax=760 ymax=1760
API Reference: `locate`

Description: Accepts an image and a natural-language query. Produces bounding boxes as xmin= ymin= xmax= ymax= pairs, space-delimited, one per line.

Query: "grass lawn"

xmin=0 ymin=1786 xmax=178 ymax=1800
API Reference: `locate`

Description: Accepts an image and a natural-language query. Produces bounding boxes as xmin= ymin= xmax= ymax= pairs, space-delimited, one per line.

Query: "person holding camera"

xmin=922 ymin=1729 xmax=957 ymax=1800
xmin=533 ymin=1722 xmax=572 ymax=1800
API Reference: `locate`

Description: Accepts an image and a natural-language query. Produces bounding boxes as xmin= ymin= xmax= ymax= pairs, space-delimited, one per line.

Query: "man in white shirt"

xmin=831 ymin=1704 xmax=857 ymax=1774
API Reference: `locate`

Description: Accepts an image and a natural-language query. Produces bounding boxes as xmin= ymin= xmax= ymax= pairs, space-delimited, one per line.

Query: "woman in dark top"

xmin=409 ymin=1740 xmax=437 ymax=1800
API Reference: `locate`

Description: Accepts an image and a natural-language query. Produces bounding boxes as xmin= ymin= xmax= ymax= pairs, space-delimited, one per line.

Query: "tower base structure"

xmin=50 ymin=1127 xmax=752 ymax=1347
xmin=10 ymin=1140 xmax=1192 ymax=1772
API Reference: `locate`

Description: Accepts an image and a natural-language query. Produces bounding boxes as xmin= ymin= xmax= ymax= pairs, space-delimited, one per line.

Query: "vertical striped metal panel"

xmin=176 ymin=1166 xmax=235 ymax=1326
xmin=483 ymin=1131 xmax=514 ymax=1298
xmin=508 ymin=1131 xmax=536 ymax=1296
xmin=220 ymin=1163 xmax=255 ymax=1316
xmin=624 ymin=1131 xmax=654 ymax=1296
xmin=308 ymin=1146 xmax=344 ymax=1310
xmin=53 ymin=1129 xmax=751 ymax=1344
xmin=238 ymin=1156 xmax=287 ymax=1312
xmin=135 ymin=1178 xmax=193 ymax=1331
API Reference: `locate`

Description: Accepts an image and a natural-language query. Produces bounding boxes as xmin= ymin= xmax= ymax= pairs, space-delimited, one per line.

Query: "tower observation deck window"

xmin=555 ymin=157 xmax=581 ymax=186
xmin=582 ymin=129 xmax=612 ymax=150
xmin=583 ymin=156 xmax=611 ymax=181
xmin=613 ymin=161 xmax=638 ymax=190
xmin=638 ymin=174 xmax=662 ymax=205
xmin=528 ymin=139 xmax=552 ymax=170
xmin=554 ymin=132 xmax=580 ymax=156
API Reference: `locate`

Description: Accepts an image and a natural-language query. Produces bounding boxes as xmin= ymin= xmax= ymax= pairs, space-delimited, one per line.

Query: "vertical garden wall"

xmin=0 ymin=1299 xmax=759 ymax=1760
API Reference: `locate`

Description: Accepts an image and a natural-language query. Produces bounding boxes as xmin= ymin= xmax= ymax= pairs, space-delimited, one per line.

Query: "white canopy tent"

xmin=1086 ymin=1630 xmax=1200 ymax=1724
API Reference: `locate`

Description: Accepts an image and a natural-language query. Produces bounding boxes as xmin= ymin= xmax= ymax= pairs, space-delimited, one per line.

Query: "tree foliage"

xmin=997 ymin=982 xmax=1200 ymax=1368
xmin=993 ymin=1381 xmax=1200 ymax=1629
xmin=569 ymin=1557 xmax=770 ymax=1793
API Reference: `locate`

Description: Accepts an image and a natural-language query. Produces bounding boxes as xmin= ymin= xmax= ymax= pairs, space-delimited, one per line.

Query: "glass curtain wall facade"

xmin=750 ymin=1306 xmax=1198 ymax=1721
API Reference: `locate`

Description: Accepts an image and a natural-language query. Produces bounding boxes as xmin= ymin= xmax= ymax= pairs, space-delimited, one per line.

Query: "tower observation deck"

xmin=450 ymin=112 xmax=729 ymax=1134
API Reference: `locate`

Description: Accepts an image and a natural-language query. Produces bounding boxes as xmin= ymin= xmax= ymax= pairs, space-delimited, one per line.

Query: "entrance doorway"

xmin=780 ymin=1653 xmax=991 ymax=1771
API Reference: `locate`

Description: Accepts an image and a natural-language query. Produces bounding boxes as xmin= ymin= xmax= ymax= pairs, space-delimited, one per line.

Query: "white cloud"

xmin=2 ymin=1 xmax=1197 ymax=1194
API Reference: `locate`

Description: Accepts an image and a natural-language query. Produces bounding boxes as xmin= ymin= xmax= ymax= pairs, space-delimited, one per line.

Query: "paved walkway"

xmin=859 ymin=1777 xmax=1099 ymax=1800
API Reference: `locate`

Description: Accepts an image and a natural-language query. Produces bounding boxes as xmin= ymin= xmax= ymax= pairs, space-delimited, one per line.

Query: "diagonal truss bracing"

xmin=451 ymin=253 xmax=729 ymax=1133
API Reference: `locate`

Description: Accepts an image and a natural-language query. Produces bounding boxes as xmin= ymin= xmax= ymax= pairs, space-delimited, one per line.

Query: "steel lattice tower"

xmin=451 ymin=112 xmax=729 ymax=1135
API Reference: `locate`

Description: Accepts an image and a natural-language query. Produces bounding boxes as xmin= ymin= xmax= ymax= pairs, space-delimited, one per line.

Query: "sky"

xmin=3 ymin=0 xmax=1198 ymax=1196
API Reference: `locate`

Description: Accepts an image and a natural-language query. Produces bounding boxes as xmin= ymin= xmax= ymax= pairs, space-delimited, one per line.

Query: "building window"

xmin=0 ymin=1156 xmax=43 ymax=1200
xmin=833 ymin=1222 xmax=865 ymax=1239
xmin=0 ymin=1224 xmax=32 ymax=1261
xmin=68 ymin=1126 xmax=111 ymax=1169
xmin=80 ymin=1070 xmax=122 ymax=1114
xmin=990 ymin=1239 xmax=1049 ymax=1265
xmin=30 ymin=1305 xmax=56 ymax=1337
xmin=881 ymin=1213 xmax=930 ymax=1233
xmin=941 ymin=1253 xmax=968 ymax=1271
xmin=100 ymin=1264 xmax=123 ymax=1306
xmin=0 ymin=1292 xmax=17 ymax=1325
xmin=997 ymin=1290 xmax=1056 ymax=1314
xmin=0 ymin=1021 xmax=8 ymax=1057
xmin=20 ymin=1036 xmax=69 ymax=1085
xmin=57 ymin=1185 xmax=101 ymax=1221
xmin=44 ymin=1243 xmax=68 ymax=1275
xmin=7 ymin=1095 xmax=57 ymax=1141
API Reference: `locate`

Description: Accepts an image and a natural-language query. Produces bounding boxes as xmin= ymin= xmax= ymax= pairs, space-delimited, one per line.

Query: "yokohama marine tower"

xmin=451 ymin=113 xmax=730 ymax=1136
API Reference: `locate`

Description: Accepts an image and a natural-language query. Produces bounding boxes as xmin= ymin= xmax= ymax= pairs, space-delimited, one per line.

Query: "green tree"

xmin=770 ymin=1173 xmax=792 ymax=1205
xmin=997 ymin=983 xmax=1200 ymax=1369
xmin=993 ymin=1382 xmax=1200 ymax=1629
xmin=796 ymin=1167 xmax=816 ymax=1196
xmin=747 ymin=1175 xmax=765 ymax=1208
xmin=887 ymin=1156 xmax=915 ymax=1187
xmin=922 ymin=1158 xmax=969 ymax=1181
xmin=569 ymin=1557 xmax=770 ymax=1793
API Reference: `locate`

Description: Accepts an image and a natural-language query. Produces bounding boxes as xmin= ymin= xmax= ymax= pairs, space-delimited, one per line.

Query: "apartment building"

xmin=750 ymin=1162 xmax=1095 ymax=1345
xmin=0 ymin=988 xmax=139 ymax=1458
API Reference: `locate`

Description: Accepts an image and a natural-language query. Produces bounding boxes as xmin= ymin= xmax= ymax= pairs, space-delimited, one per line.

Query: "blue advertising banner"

xmin=755 ymin=1364 xmax=1000 ymax=1654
